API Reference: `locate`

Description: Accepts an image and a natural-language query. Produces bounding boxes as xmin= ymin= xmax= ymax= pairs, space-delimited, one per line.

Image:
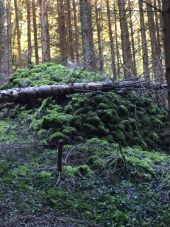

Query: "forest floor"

xmin=0 ymin=120 xmax=170 ymax=227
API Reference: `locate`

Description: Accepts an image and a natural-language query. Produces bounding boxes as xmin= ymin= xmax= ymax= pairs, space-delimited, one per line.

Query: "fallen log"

xmin=0 ymin=80 xmax=167 ymax=103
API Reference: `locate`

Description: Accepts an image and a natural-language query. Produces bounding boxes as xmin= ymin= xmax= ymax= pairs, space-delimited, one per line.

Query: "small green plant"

xmin=64 ymin=165 xmax=93 ymax=177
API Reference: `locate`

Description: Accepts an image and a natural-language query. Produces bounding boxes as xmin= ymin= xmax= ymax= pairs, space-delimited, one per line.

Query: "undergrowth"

xmin=0 ymin=140 xmax=169 ymax=226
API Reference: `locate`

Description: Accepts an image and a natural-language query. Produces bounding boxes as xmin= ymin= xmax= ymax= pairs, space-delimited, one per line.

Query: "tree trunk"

xmin=162 ymin=0 xmax=170 ymax=150
xmin=106 ymin=0 xmax=116 ymax=76
xmin=40 ymin=0 xmax=50 ymax=62
xmin=26 ymin=0 xmax=32 ymax=64
xmin=139 ymin=0 xmax=150 ymax=80
xmin=6 ymin=0 xmax=12 ymax=76
xmin=79 ymin=0 xmax=95 ymax=71
xmin=32 ymin=0 xmax=39 ymax=64
xmin=14 ymin=0 xmax=22 ymax=67
xmin=95 ymin=1 xmax=103 ymax=72
xmin=57 ymin=0 xmax=68 ymax=64
xmin=128 ymin=0 xmax=137 ymax=76
xmin=73 ymin=0 xmax=79 ymax=62
xmin=65 ymin=0 xmax=74 ymax=60
xmin=46 ymin=4 xmax=51 ymax=60
xmin=114 ymin=1 xmax=120 ymax=73
xmin=0 ymin=0 xmax=8 ymax=84
xmin=0 ymin=80 xmax=166 ymax=104
xmin=147 ymin=2 xmax=157 ymax=79
xmin=118 ymin=0 xmax=134 ymax=78
xmin=153 ymin=0 xmax=164 ymax=81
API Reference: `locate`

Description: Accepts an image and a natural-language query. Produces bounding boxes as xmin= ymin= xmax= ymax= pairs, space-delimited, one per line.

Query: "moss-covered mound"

xmin=6 ymin=63 xmax=104 ymax=88
xmin=1 ymin=63 xmax=168 ymax=151
xmin=0 ymin=140 xmax=170 ymax=226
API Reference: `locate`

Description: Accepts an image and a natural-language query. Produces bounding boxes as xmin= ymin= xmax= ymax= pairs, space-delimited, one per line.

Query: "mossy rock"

xmin=97 ymin=123 xmax=110 ymax=136
xmin=98 ymin=103 xmax=109 ymax=109
xmin=42 ymin=113 xmax=72 ymax=129
xmin=82 ymin=123 xmax=98 ymax=136
xmin=71 ymin=116 xmax=82 ymax=128
xmin=48 ymin=131 xmax=67 ymax=144
xmin=118 ymin=105 xmax=128 ymax=117
xmin=99 ymin=109 xmax=118 ymax=123
xmin=86 ymin=113 xmax=101 ymax=125
xmin=63 ymin=126 xmax=77 ymax=136
xmin=64 ymin=105 xmax=74 ymax=114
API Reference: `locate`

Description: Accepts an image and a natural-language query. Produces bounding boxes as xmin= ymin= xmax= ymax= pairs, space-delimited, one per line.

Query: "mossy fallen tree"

xmin=0 ymin=80 xmax=167 ymax=103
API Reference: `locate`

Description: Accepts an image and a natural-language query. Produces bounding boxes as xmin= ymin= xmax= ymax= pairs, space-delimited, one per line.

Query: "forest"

xmin=0 ymin=0 xmax=170 ymax=226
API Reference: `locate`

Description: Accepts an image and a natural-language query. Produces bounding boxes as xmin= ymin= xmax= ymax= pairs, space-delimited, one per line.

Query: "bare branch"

xmin=141 ymin=0 xmax=163 ymax=13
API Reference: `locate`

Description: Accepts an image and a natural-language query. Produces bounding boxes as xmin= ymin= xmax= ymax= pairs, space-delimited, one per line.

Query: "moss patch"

xmin=1 ymin=141 xmax=170 ymax=226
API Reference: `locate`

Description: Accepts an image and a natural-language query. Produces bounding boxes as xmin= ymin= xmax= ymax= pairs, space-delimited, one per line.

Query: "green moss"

xmin=0 ymin=136 xmax=170 ymax=226
xmin=64 ymin=165 xmax=93 ymax=177
xmin=7 ymin=63 xmax=105 ymax=89
xmin=42 ymin=113 xmax=73 ymax=129
xmin=97 ymin=123 xmax=110 ymax=136
xmin=87 ymin=137 xmax=109 ymax=145
xmin=126 ymin=156 xmax=154 ymax=173
xmin=12 ymin=165 xmax=30 ymax=177
xmin=86 ymin=112 xmax=101 ymax=125
xmin=49 ymin=131 xmax=67 ymax=144
xmin=161 ymin=169 xmax=170 ymax=191
xmin=82 ymin=123 xmax=98 ymax=135
xmin=113 ymin=130 xmax=126 ymax=143
xmin=64 ymin=105 xmax=74 ymax=113
xmin=112 ymin=210 xmax=129 ymax=222
xmin=38 ymin=129 xmax=47 ymax=138
xmin=99 ymin=109 xmax=118 ymax=123
xmin=118 ymin=105 xmax=128 ymax=116
xmin=0 ymin=120 xmax=16 ymax=142
xmin=35 ymin=171 xmax=53 ymax=186
xmin=63 ymin=126 xmax=77 ymax=136
xmin=151 ymin=117 xmax=163 ymax=126
xmin=30 ymin=118 xmax=43 ymax=131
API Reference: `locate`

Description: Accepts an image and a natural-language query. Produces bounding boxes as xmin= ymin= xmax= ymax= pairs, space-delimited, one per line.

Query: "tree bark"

xmin=32 ymin=0 xmax=39 ymax=64
xmin=128 ymin=0 xmax=137 ymax=76
xmin=26 ymin=0 xmax=32 ymax=64
xmin=95 ymin=1 xmax=103 ymax=71
xmin=65 ymin=0 xmax=74 ymax=60
xmin=57 ymin=0 xmax=68 ymax=64
xmin=14 ymin=0 xmax=22 ymax=67
xmin=0 ymin=80 xmax=166 ymax=103
xmin=40 ymin=0 xmax=50 ymax=62
xmin=0 ymin=0 xmax=8 ymax=84
xmin=114 ymin=1 xmax=120 ymax=73
xmin=106 ymin=0 xmax=116 ymax=76
xmin=153 ymin=0 xmax=164 ymax=81
xmin=73 ymin=0 xmax=79 ymax=62
xmin=147 ymin=2 xmax=157 ymax=79
xmin=118 ymin=0 xmax=134 ymax=78
xmin=139 ymin=0 xmax=150 ymax=80
xmin=79 ymin=0 xmax=95 ymax=71
xmin=162 ymin=0 xmax=170 ymax=150
xmin=46 ymin=4 xmax=51 ymax=60
xmin=6 ymin=0 xmax=12 ymax=76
